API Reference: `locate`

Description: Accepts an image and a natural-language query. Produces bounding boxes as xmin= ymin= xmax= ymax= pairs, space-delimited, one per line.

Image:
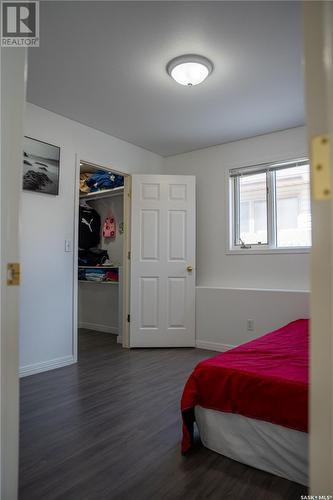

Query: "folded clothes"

xmin=86 ymin=171 xmax=124 ymax=192
xmin=80 ymin=173 xmax=93 ymax=193
xmin=105 ymin=269 xmax=118 ymax=282
xmin=79 ymin=268 xmax=108 ymax=281
xmin=78 ymin=248 xmax=109 ymax=266
xmin=79 ymin=267 xmax=119 ymax=282
xmin=86 ymin=269 xmax=105 ymax=279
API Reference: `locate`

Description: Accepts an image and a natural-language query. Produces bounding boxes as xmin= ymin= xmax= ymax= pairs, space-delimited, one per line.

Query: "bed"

xmin=181 ymin=319 xmax=309 ymax=485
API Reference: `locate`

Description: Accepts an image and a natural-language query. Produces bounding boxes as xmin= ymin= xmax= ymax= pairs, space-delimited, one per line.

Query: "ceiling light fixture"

xmin=166 ymin=54 xmax=213 ymax=87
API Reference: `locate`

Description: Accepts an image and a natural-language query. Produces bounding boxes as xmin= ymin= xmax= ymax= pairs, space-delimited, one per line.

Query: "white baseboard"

xmin=79 ymin=322 xmax=118 ymax=335
xmin=196 ymin=340 xmax=235 ymax=352
xmin=19 ymin=355 xmax=75 ymax=378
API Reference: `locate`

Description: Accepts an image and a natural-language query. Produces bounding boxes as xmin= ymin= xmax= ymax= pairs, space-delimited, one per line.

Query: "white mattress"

xmin=195 ymin=406 xmax=308 ymax=486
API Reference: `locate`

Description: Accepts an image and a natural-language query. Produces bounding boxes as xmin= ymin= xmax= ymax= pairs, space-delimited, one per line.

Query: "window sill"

xmin=226 ymin=246 xmax=311 ymax=255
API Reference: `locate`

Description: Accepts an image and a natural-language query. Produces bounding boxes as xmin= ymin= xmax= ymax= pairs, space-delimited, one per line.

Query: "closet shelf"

xmin=79 ymin=280 xmax=119 ymax=285
xmin=78 ymin=265 xmax=119 ymax=269
xmin=79 ymin=186 xmax=124 ymax=201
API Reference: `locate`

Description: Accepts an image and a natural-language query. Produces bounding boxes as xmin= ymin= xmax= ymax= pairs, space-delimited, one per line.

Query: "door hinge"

xmin=311 ymin=134 xmax=331 ymax=201
xmin=7 ymin=263 xmax=20 ymax=286
xmin=127 ymin=314 xmax=130 ymax=323
xmin=127 ymin=251 xmax=131 ymax=260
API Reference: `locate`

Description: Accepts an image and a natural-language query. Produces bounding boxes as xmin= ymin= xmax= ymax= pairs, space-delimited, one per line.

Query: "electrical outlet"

xmin=247 ymin=319 xmax=254 ymax=332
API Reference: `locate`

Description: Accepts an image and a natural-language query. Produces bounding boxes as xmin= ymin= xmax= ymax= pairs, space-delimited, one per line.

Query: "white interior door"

xmin=304 ymin=1 xmax=333 ymax=494
xmin=130 ymin=175 xmax=196 ymax=347
xmin=1 ymin=48 xmax=27 ymax=499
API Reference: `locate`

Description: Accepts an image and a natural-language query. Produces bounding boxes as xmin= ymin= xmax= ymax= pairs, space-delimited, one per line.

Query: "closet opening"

xmin=73 ymin=160 xmax=131 ymax=360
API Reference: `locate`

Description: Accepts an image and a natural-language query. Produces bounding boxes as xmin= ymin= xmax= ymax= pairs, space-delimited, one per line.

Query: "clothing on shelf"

xmin=79 ymin=267 xmax=119 ymax=282
xmin=80 ymin=173 xmax=93 ymax=193
xmin=102 ymin=258 xmax=114 ymax=266
xmin=85 ymin=268 xmax=107 ymax=282
xmin=86 ymin=171 xmax=124 ymax=192
xmin=78 ymin=248 xmax=109 ymax=266
xmin=105 ymin=269 xmax=119 ymax=282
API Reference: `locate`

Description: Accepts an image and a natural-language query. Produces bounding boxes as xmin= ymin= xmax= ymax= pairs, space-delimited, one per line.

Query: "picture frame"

xmin=23 ymin=136 xmax=60 ymax=195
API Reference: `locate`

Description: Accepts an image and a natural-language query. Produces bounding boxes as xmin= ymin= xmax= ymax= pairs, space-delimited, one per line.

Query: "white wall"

xmin=20 ymin=103 xmax=163 ymax=375
xmin=196 ymin=288 xmax=309 ymax=351
xmin=79 ymin=281 xmax=119 ymax=334
xmin=164 ymin=127 xmax=310 ymax=348
xmin=20 ymin=107 xmax=310 ymax=366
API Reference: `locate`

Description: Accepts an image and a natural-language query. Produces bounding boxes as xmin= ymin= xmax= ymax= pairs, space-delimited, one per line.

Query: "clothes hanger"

xmin=79 ymin=199 xmax=91 ymax=208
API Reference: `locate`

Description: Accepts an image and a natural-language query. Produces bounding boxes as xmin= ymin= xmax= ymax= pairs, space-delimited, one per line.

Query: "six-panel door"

xmin=130 ymin=175 xmax=196 ymax=347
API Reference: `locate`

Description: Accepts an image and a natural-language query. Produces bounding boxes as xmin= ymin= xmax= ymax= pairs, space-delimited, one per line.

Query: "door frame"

xmin=0 ymin=48 xmax=27 ymax=500
xmin=303 ymin=1 xmax=333 ymax=494
xmin=72 ymin=157 xmax=131 ymax=361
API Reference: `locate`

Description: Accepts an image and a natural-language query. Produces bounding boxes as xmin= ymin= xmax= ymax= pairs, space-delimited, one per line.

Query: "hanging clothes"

xmin=103 ymin=214 xmax=116 ymax=239
xmin=79 ymin=205 xmax=101 ymax=249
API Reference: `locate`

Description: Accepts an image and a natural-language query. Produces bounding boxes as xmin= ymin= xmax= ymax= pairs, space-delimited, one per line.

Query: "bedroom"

xmin=1 ymin=1 xmax=332 ymax=499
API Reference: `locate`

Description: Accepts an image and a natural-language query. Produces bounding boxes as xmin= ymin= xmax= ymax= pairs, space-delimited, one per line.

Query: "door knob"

xmin=187 ymin=265 xmax=193 ymax=272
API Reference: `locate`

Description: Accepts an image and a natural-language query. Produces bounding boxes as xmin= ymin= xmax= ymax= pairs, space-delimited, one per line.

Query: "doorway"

xmin=73 ymin=159 xmax=131 ymax=359
xmin=73 ymin=168 xmax=197 ymax=353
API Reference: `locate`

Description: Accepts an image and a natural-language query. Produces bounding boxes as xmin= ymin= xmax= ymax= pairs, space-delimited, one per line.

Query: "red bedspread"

xmin=181 ymin=319 xmax=309 ymax=453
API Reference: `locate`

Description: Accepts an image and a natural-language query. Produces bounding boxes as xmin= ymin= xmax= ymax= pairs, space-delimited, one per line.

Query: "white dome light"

xmin=167 ymin=54 xmax=213 ymax=86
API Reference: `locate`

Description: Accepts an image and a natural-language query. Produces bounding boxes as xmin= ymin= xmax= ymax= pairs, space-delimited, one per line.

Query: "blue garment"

xmin=87 ymin=171 xmax=124 ymax=192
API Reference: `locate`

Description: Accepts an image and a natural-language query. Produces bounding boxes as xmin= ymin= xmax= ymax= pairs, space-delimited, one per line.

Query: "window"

xmin=229 ymin=158 xmax=311 ymax=251
xmin=239 ymin=172 xmax=268 ymax=245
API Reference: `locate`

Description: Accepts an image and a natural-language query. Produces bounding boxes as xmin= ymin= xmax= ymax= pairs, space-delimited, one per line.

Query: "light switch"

xmin=65 ymin=240 xmax=72 ymax=252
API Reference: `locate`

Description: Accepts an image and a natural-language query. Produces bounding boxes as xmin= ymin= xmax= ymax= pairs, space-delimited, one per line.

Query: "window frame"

xmin=227 ymin=158 xmax=311 ymax=255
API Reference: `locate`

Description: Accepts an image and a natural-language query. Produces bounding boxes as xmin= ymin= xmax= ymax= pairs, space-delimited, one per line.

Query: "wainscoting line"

xmin=19 ymin=355 xmax=75 ymax=378
xmin=195 ymin=340 xmax=235 ymax=352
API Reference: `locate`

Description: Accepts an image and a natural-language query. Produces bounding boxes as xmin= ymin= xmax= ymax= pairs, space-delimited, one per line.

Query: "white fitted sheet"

xmin=195 ymin=406 xmax=308 ymax=486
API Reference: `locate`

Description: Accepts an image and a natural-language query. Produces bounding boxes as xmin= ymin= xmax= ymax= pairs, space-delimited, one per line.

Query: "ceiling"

xmin=27 ymin=1 xmax=305 ymax=157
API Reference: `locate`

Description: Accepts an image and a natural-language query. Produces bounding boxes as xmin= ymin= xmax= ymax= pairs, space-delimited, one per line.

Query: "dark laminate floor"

xmin=20 ymin=331 xmax=308 ymax=500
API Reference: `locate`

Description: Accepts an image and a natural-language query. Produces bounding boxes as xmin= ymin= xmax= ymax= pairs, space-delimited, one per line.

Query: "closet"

xmin=77 ymin=162 xmax=126 ymax=344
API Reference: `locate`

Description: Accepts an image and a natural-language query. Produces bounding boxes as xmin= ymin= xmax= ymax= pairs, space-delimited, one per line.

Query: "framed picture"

xmin=23 ymin=136 xmax=60 ymax=195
